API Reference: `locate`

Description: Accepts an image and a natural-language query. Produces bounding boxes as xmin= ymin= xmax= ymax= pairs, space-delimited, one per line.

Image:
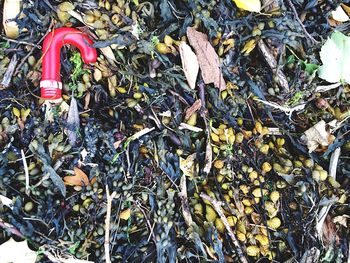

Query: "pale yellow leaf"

xmin=179 ymin=42 xmax=199 ymax=89
xmin=333 ymin=215 xmax=350 ymax=227
xmin=120 ymin=208 xmax=131 ymax=220
xmin=300 ymin=120 xmax=335 ymax=152
xmin=180 ymin=153 xmax=198 ymax=178
xmin=0 ymin=238 xmax=37 ymax=263
xmin=233 ymin=0 xmax=261 ymax=13
xmin=100 ymin=46 xmax=117 ymax=64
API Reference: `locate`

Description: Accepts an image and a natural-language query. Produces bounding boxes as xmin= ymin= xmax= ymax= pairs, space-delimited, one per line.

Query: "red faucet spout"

xmin=40 ymin=27 xmax=97 ymax=100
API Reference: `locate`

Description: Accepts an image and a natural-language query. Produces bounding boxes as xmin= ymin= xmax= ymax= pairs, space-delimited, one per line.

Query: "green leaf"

xmin=318 ymin=31 xmax=350 ymax=84
xmin=303 ymin=62 xmax=319 ymax=75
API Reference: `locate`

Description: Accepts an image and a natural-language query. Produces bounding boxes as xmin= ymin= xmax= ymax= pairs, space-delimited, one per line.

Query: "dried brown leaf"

xmin=187 ymin=27 xmax=226 ymax=90
xmin=185 ymin=99 xmax=202 ymax=120
xmin=179 ymin=42 xmax=199 ymax=89
xmin=64 ymin=167 xmax=90 ymax=186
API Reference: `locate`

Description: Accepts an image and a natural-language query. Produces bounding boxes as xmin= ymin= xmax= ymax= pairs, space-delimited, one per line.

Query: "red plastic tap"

xmin=40 ymin=27 xmax=97 ymax=101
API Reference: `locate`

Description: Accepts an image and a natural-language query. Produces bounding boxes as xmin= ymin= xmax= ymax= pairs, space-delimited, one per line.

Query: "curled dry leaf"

xmin=64 ymin=167 xmax=90 ymax=186
xmin=185 ymin=99 xmax=202 ymax=120
xmin=180 ymin=153 xmax=198 ymax=178
xmin=300 ymin=120 xmax=335 ymax=153
xmin=187 ymin=27 xmax=226 ymax=90
xmin=333 ymin=215 xmax=350 ymax=227
xmin=179 ymin=41 xmax=199 ymax=90
xmin=3 ymin=0 xmax=22 ymax=39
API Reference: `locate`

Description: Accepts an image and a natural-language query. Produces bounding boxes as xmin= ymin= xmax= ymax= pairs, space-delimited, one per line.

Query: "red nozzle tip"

xmin=40 ymin=27 xmax=97 ymax=100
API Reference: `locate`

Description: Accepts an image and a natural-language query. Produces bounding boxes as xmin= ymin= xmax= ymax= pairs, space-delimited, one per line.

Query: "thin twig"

xmin=285 ymin=0 xmax=319 ymax=44
xmin=0 ymin=36 xmax=41 ymax=48
xmin=1 ymin=54 xmax=18 ymax=88
xmin=14 ymin=19 xmax=54 ymax=76
xmin=200 ymin=193 xmax=248 ymax=263
xmin=316 ymin=147 xmax=341 ymax=239
xmin=134 ymin=200 xmax=156 ymax=242
xmin=179 ymin=175 xmax=193 ymax=226
xmin=0 ymin=218 xmax=24 ymax=238
xmin=105 ymin=185 xmax=116 ymax=263
xmin=21 ymin=149 xmax=30 ymax=195
xmin=198 ymin=82 xmax=212 ymax=175
xmin=254 ymin=98 xmax=306 ymax=119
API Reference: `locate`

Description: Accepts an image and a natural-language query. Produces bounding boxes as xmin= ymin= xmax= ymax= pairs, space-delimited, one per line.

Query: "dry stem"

xmin=21 ymin=149 xmax=30 ymax=195
xmin=105 ymin=185 xmax=116 ymax=263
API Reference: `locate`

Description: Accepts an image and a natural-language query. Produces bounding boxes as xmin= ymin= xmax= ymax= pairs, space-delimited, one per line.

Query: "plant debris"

xmin=1 ymin=0 xmax=350 ymax=262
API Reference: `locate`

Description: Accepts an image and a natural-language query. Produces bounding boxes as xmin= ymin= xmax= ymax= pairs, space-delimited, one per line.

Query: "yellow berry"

xmin=276 ymin=180 xmax=287 ymax=189
xmin=259 ymin=144 xmax=269 ymax=155
xmin=303 ymin=159 xmax=314 ymax=168
xmin=267 ymin=217 xmax=281 ymax=229
xmin=219 ymin=134 xmax=227 ymax=142
xmin=319 ymin=170 xmax=328 ymax=181
xmin=262 ymin=162 xmax=272 ymax=173
xmin=270 ymin=191 xmax=280 ymax=203
xmin=194 ymin=203 xmax=203 ymax=215
xmin=252 ymin=188 xmax=262 ymax=198
xmin=221 ymin=90 xmax=228 ymax=100
xmin=255 ymin=122 xmax=263 ymax=134
xmin=221 ymin=183 xmax=229 ymax=190
xmin=186 ymin=113 xmax=197 ymax=126
xmin=164 ymin=35 xmax=173 ymax=46
xmin=156 ymin=43 xmax=171 ymax=54
xmin=255 ymin=234 xmax=269 ymax=246
xmin=213 ymin=146 xmax=219 ymax=154
xmin=236 ymin=232 xmax=246 ymax=242
xmin=214 ymin=160 xmax=224 ymax=169
xmin=217 ymin=174 xmax=224 ymax=183
xmin=205 ymin=205 xmax=217 ymax=222
xmin=261 ymin=126 xmax=269 ymax=136
xmin=242 ymin=199 xmax=252 ymax=206
xmin=211 ymin=133 xmax=220 ymax=143
xmin=235 ymin=132 xmax=244 ymax=144
xmin=215 ymin=218 xmax=225 ymax=233
xmin=249 ymin=171 xmax=258 ymax=181
xmin=227 ymin=216 xmax=237 ymax=226
xmin=12 ymin=107 xmax=20 ymax=118
xmin=246 ymin=245 xmax=260 ymax=257
xmin=244 ymin=206 xmax=254 ymax=214
xmin=276 ymin=138 xmax=285 ymax=147
xmin=239 ymin=184 xmax=249 ymax=194
xmin=228 ymin=134 xmax=235 ymax=144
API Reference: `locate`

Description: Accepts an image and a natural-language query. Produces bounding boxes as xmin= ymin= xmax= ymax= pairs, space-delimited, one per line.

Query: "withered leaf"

xmin=185 ymin=99 xmax=202 ymax=120
xmin=179 ymin=42 xmax=199 ymax=90
xmin=64 ymin=167 xmax=90 ymax=186
xmin=187 ymin=27 xmax=226 ymax=90
xmin=120 ymin=208 xmax=131 ymax=220
xmin=66 ymin=97 xmax=80 ymax=146
xmin=300 ymin=120 xmax=335 ymax=153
